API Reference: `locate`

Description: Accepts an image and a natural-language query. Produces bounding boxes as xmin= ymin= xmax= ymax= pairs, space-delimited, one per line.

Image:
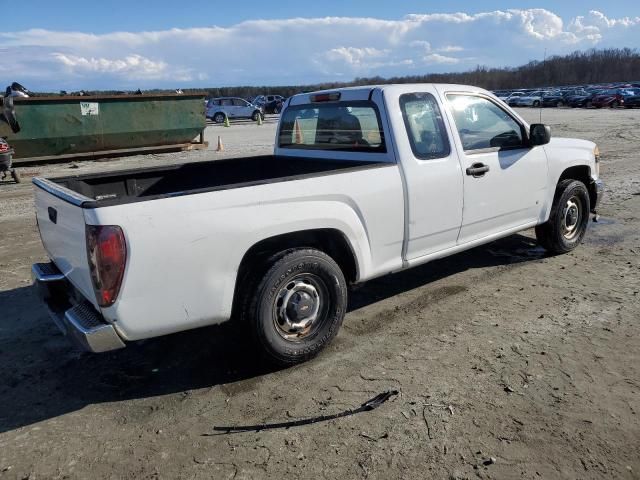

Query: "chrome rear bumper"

xmin=32 ymin=262 xmax=125 ymax=353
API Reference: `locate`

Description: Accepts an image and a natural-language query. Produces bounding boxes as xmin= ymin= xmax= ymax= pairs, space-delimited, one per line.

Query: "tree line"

xmin=29 ymin=47 xmax=640 ymax=98
xmin=191 ymin=48 xmax=640 ymax=98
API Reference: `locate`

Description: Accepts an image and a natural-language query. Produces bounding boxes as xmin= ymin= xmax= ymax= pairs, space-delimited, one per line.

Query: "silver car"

xmin=206 ymin=97 xmax=264 ymax=123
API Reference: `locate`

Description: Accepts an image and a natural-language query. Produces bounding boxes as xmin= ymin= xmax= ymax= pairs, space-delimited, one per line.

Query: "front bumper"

xmin=32 ymin=262 xmax=125 ymax=353
xmin=591 ymin=178 xmax=604 ymax=213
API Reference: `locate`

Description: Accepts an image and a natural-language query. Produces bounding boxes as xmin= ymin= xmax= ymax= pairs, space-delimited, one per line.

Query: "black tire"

xmin=11 ymin=169 xmax=21 ymax=184
xmin=273 ymin=106 xmax=280 ymax=114
xmin=556 ymin=100 xmax=564 ymax=108
xmin=535 ymin=179 xmax=590 ymax=255
xmin=585 ymin=100 xmax=592 ymax=108
xmin=251 ymin=110 xmax=261 ymax=121
xmin=241 ymin=248 xmax=347 ymax=366
xmin=533 ymin=100 xmax=541 ymax=107
xmin=213 ymin=112 xmax=226 ymax=124
xmin=611 ymin=101 xmax=619 ymax=108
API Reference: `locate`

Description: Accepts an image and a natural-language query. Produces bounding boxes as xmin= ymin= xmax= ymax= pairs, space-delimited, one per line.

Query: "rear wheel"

xmin=533 ymin=100 xmax=541 ymax=107
xmin=611 ymin=101 xmax=619 ymax=108
xmin=251 ymin=110 xmax=262 ymax=121
xmin=535 ymin=179 xmax=590 ymax=254
xmin=585 ymin=100 xmax=593 ymax=108
xmin=273 ymin=106 xmax=280 ymax=114
xmin=213 ymin=112 xmax=226 ymax=124
xmin=241 ymin=249 xmax=347 ymax=366
xmin=556 ymin=100 xmax=564 ymax=107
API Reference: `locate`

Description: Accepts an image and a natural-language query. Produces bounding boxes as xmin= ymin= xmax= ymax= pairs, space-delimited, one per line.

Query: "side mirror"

xmin=529 ymin=123 xmax=551 ymax=146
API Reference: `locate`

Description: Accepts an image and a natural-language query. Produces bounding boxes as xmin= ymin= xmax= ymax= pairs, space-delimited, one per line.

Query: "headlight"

xmin=594 ymin=145 xmax=600 ymax=177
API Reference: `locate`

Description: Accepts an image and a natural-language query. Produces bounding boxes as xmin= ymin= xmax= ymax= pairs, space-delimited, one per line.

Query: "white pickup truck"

xmin=32 ymin=84 xmax=604 ymax=365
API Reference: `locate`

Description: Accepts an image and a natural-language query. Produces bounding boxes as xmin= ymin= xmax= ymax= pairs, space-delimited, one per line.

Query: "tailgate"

xmin=34 ymin=178 xmax=96 ymax=307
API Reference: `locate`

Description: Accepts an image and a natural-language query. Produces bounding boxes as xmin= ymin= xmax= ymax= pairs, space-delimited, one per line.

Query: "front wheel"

xmin=533 ymin=100 xmax=541 ymax=107
xmin=242 ymin=249 xmax=347 ymax=366
xmin=251 ymin=110 xmax=262 ymax=121
xmin=213 ymin=112 xmax=226 ymax=124
xmin=535 ymin=179 xmax=590 ymax=254
xmin=611 ymin=101 xmax=619 ymax=108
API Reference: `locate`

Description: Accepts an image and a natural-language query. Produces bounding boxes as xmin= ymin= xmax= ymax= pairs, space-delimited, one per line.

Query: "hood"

xmin=548 ymin=137 xmax=595 ymax=152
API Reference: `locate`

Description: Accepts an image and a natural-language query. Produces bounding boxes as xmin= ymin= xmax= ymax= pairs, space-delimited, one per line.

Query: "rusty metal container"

xmin=4 ymin=93 xmax=206 ymax=159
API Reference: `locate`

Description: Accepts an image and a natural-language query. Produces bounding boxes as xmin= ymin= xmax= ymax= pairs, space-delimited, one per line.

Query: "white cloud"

xmin=424 ymin=53 xmax=460 ymax=64
xmin=52 ymin=53 xmax=168 ymax=77
xmin=437 ymin=46 xmax=464 ymax=53
xmin=0 ymin=8 xmax=638 ymax=90
xmin=325 ymin=47 xmax=389 ymax=67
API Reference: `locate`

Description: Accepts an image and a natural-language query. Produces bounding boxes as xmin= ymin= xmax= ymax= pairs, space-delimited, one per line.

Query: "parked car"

xmin=540 ymin=91 xmax=566 ymax=107
xmin=251 ymin=95 xmax=284 ymax=108
xmin=510 ymin=90 xmax=544 ymax=107
xmin=591 ymin=89 xmax=629 ymax=108
xmin=264 ymin=97 xmax=286 ymax=114
xmin=565 ymin=90 xmax=605 ymax=108
xmin=206 ymin=97 xmax=263 ymax=123
xmin=497 ymin=91 xmax=526 ymax=104
xmin=623 ymin=90 xmax=640 ymax=108
xmin=32 ymin=83 xmax=603 ymax=365
xmin=560 ymin=88 xmax=588 ymax=101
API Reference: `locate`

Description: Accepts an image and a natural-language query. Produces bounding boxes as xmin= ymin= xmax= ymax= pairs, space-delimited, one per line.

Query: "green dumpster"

xmin=4 ymin=93 xmax=206 ymax=159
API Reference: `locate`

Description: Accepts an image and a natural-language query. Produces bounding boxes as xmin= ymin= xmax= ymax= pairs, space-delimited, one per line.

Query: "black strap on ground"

xmin=206 ymin=389 xmax=399 ymax=435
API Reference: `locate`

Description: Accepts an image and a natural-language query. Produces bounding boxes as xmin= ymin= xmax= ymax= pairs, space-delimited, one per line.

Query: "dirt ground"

xmin=0 ymin=108 xmax=638 ymax=480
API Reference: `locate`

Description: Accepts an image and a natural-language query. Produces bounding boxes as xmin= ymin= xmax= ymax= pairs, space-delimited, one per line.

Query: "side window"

xmin=446 ymin=94 xmax=525 ymax=151
xmin=220 ymin=99 xmax=232 ymax=106
xmin=232 ymin=98 xmax=247 ymax=107
xmin=399 ymin=93 xmax=450 ymax=160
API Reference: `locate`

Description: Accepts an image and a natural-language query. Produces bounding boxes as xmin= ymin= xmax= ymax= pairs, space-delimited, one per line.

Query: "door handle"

xmin=466 ymin=163 xmax=490 ymax=177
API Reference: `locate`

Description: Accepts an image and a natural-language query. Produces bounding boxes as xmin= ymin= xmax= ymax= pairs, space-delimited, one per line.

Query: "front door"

xmin=443 ymin=92 xmax=548 ymax=244
xmin=233 ymin=99 xmax=251 ymax=117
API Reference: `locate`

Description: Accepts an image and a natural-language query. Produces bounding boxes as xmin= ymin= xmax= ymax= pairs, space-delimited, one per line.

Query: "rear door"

xmin=383 ymin=86 xmax=464 ymax=261
xmin=220 ymin=98 xmax=235 ymax=117
xmin=33 ymin=181 xmax=96 ymax=305
xmin=442 ymin=92 xmax=548 ymax=243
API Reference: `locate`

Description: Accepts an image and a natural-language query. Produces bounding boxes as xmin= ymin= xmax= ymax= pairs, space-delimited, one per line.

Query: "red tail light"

xmin=86 ymin=225 xmax=127 ymax=307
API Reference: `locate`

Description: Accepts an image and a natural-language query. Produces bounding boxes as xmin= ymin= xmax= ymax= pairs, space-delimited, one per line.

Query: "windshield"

xmin=279 ymin=101 xmax=386 ymax=153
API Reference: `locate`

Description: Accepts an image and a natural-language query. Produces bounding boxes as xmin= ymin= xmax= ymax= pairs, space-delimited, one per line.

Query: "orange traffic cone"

xmin=294 ymin=119 xmax=304 ymax=144
xmin=216 ymin=135 xmax=224 ymax=152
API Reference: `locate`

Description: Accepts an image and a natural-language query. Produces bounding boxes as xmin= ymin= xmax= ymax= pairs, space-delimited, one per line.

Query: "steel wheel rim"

xmin=562 ymin=196 xmax=583 ymax=240
xmin=272 ymin=274 xmax=328 ymax=341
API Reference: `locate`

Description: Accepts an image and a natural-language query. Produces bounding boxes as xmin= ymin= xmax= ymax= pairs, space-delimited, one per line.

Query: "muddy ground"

xmin=0 ymin=108 xmax=638 ymax=479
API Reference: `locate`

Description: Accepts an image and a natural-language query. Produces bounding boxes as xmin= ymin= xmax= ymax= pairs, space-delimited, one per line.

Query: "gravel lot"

xmin=0 ymin=108 xmax=638 ymax=479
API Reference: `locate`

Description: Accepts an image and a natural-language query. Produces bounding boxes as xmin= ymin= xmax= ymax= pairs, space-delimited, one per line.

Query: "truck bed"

xmin=38 ymin=155 xmax=384 ymax=207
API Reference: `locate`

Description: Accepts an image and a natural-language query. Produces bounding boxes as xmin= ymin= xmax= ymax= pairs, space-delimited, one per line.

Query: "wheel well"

xmin=231 ymin=229 xmax=358 ymax=319
xmin=558 ymin=165 xmax=596 ymax=207
xmin=237 ymin=229 xmax=357 ymax=284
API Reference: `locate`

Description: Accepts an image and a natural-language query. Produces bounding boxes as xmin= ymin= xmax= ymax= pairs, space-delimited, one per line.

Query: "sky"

xmin=1 ymin=1 xmax=639 ymax=91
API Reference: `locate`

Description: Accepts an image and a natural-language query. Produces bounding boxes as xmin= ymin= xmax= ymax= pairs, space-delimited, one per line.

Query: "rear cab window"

xmin=278 ymin=101 xmax=386 ymax=153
